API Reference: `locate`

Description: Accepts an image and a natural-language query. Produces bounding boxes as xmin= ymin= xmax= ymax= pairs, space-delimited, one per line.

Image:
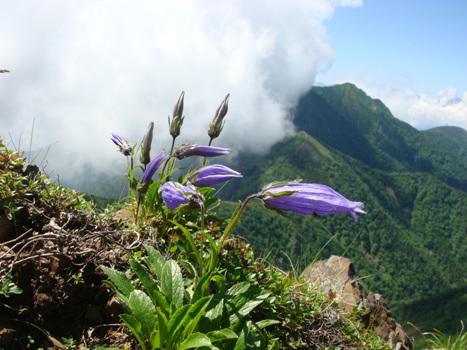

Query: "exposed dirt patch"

xmin=0 ymin=199 xmax=140 ymax=349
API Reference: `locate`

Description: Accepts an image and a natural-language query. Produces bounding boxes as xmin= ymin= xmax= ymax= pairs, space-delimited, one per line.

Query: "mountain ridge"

xmin=219 ymin=83 xmax=467 ymax=334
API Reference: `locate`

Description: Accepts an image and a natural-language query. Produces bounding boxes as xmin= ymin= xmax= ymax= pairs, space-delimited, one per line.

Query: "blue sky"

xmin=324 ymin=0 xmax=467 ymax=94
xmin=320 ymin=0 xmax=467 ymax=130
xmin=0 ymin=0 xmax=465 ymax=186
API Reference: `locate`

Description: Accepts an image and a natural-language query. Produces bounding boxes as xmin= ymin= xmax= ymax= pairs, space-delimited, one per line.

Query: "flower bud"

xmin=208 ymin=94 xmax=230 ymax=141
xmin=140 ymin=122 xmax=154 ymax=166
xmin=169 ymin=91 xmax=185 ymax=138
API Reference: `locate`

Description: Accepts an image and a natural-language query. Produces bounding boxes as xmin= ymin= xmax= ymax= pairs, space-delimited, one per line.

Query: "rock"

xmin=301 ymin=255 xmax=413 ymax=350
xmin=362 ymin=293 xmax=413 ymax=350
xmin=301 ymin=255 xmax=364 ymax=312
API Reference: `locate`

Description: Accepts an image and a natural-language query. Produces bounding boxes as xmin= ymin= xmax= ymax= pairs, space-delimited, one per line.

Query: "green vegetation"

xmin=220 ymin=83 xmax=467 ymax=339
xmin=0 ymin=93 xmax=394 ymax=349
xmin=3 ymin=82 xmax=465 ymax=348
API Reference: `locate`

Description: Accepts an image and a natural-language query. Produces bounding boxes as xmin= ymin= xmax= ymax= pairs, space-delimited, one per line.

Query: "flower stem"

xmin=219 ymin=194 xmax=257 ymax=248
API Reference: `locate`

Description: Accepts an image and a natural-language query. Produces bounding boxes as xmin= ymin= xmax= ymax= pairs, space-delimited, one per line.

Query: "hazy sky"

xmin=1 ymin=0 xmax=466 ymax=187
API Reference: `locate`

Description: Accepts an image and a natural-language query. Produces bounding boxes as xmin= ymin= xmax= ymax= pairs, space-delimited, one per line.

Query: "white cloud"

xmin=332 ymin=77 xmax=467 ymax=132
xmin=0 ymin=0 xmax=361 ymax=187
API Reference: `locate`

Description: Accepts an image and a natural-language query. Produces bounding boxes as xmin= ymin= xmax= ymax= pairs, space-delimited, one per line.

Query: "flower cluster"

xmin=110 ymin=91 xmax=366 ymax=239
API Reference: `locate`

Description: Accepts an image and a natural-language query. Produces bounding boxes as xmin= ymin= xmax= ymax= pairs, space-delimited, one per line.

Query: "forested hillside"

xmin=220 ymin=84 xmax=467 ymax=333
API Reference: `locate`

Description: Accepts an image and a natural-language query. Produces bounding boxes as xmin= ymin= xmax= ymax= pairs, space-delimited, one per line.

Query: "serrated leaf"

xmin=101 ymin=265 xmax=134 ymax=301
xmin=144 ymin=244 xmax=166 ymax=279
xmin=161 ymin=259 xmax=184 ymax=309
xmin=129 ymin=257 xmax=170 ymax=315
xmin=127 ymin=290 xmax=157 ymax=341
xmin=179 ymin=332 xmax=214 ymax=350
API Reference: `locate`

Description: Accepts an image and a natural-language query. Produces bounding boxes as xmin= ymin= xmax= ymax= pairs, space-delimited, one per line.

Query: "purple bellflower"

xmin=141 ymin=151 xmax=166 ymax=184
xmin=188 ymin=164 xmax=242 ymax=187
xmin=111 ymin=133 xmax=132 ymax=156
xmin=173 ymin=144 xmax=231 ymax=160
xmin=259 ymin=182 xmax=366 ymax=222
xmin=161 ymin=181 xmax=204 ymax=210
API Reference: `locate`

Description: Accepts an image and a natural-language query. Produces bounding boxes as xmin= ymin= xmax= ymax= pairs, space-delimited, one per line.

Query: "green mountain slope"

xmin=423 ymin=126 xmax=467 ymax=163
xmin=220 ymin=84 xmax=467 ymax=333
xmin=294 ymin=83 xmax=467 ymax=191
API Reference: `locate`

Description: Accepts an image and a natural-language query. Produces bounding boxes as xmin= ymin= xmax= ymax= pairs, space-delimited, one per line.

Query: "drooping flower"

xmin=140 ymin=122 xmax=154 ymax=166
xmin=161 ymin=181 xmax=204 ymax=210
xmin=173 ymin=144 xmax=231 ymax=160
xmin=111 ymin=133 xmax=132 ymax=156
xmin=169 ymin=91 xmax=185 ymax=139
xmin=259 ymin=182 xmax=366 ymax=222
xmin=188 ymin=164 xmax=242 ymax=187
xmin=141 ymin=151 xmax=166 ymax=184
xmin=208 ymin=94 xmax=230 ymax=142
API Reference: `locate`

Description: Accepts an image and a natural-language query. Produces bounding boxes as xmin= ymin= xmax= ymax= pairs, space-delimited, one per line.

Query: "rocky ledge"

xmin=302 ymin=255 xmax=413 ymax=350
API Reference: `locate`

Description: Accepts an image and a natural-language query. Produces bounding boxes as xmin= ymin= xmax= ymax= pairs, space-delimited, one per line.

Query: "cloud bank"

xmin=0 ymin=0 xmax=362 ymax=187
xmin=340 ymin=79 xmax=467 ymax=131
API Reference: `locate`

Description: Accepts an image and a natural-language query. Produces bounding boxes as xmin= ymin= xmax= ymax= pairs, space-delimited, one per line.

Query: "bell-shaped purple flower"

xmin=173 ymin=144 xmax=231 ymax=160
xmin=141 ymin=151 xmax=166 ymax=184
xmin=111 ymin=133 xmax=132 ymax=156
xmin=259 ymin=182 xmax=366 ymax=222
xmin=161 ymin=181 xmax=204 ymax=210
xmin=188 ymin=164 xmax=242 ymax=187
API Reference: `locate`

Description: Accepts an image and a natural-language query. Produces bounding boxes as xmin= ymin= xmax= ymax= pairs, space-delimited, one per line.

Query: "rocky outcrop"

xmin=302 ymin=255 xmax=413 ymax=350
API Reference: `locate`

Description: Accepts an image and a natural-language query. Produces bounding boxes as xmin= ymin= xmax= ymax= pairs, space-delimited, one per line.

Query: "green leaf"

xmin=233 ymin=319 xmax=248 ymax=350
xmin=128 ymin=257 xmax=170 ymax=315
xmin=144 ymin=244 xmax=166 ymax=279
xmin=101 ymin=265 xmax=134 ymax=302
xmin=192 ymin=270 xmax=214 ymax=303
xmin=127 ymin=290 xmax=157 ymax=341
xmin=172 ymin=221 xmax=202 ymax=266
xmin=179 ymin=332 xmax=214 ymax=350
xmin=199 ymin=296 xmax=224 ymax=333
xmin=254 ymin=319 xmax=281 ymax=329
xmin=228 ymin=291 xmax=270 ymax=325
xmin=183 ymin=296 xmax=213 ymax=339
xmin=167 ymin=296 xmax=212 ymax=349
xmin=206 ymin=329 xmax=238 ymax=342
xmin=150 ymin=307 xmax=169 ymax=348
xmin=161 ymin=259 xmax=184 ymax=309
xmin=226 ymin=281 xmax=250 ymax=297
xmin=165 ymin=304 xmax=191 ymax=349
xmin=222 ymin=282 xmax=270 ymax=326
xmin=120 ymin=314 xmax=147 ymax=350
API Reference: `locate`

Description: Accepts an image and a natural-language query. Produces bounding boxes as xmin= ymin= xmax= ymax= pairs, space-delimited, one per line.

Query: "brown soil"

xmin=0 ymin=200 xmax=139 ymax=349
